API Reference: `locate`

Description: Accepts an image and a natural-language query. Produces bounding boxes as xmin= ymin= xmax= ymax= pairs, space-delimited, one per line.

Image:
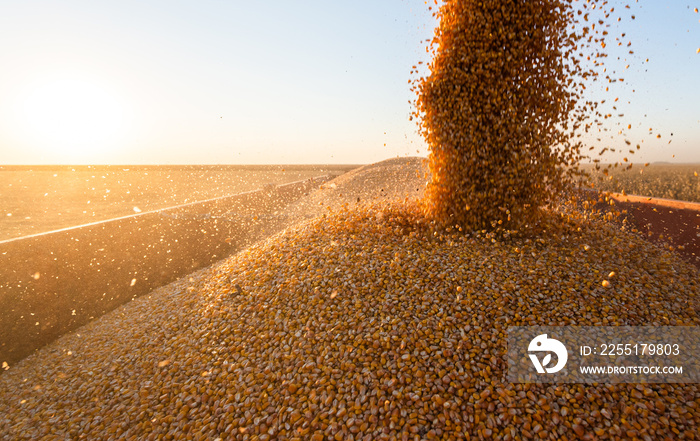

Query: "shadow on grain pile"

xmin=1 ymin=156 xmax=699 ymax=440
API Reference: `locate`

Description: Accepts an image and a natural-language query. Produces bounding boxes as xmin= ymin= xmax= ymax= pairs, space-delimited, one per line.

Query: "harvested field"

xmin=583 ymin=164 xmax=700 ymax=204
xmin=1 ymin=157 xmax=698 ymax=440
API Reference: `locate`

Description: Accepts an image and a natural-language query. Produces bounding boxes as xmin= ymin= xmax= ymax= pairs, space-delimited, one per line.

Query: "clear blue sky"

xmin=0 ymin=0 xmax=697 ymax=165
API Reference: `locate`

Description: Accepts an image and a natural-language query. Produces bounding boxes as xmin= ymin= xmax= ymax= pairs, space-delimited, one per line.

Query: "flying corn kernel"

xmin=416 ymin=0 xmax=602 ymax=231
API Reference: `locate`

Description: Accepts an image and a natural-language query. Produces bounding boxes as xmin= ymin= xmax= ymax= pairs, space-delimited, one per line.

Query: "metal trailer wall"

xmin=608 ymin=193 xmax=700 ymax=269
xmin=576 ymin=190 xmax=700 ymax=269
xmin=0 ymin=177 xmax=330 ymax=366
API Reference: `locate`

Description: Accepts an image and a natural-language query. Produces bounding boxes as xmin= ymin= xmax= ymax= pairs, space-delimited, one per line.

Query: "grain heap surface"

xmin=1 ymin=199 xmax=698 ymax=440
xmin=280 ymin=157 xmax=428 ymax=223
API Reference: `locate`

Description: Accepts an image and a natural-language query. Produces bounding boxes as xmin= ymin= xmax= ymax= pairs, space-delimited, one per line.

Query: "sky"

xmin=580 ymin=1 xmax=700 ymax=165
xmin=0 ymin=0 xmax=697 ymax=165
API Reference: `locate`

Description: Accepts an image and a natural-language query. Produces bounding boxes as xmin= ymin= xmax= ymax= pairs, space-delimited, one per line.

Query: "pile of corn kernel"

xmin=281 ymin=157 xmax=428 ymax=223
xmin=1 ymin=194 xmax=698 ymax=440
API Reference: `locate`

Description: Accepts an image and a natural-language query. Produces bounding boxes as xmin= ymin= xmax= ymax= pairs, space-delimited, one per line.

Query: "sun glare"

xmin=19 ymin=75 xmax=126 ymax=163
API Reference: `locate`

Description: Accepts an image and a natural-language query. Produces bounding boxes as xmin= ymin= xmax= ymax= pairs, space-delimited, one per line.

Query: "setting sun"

xmin=18 ymin=75 xmax=126 ymax=162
